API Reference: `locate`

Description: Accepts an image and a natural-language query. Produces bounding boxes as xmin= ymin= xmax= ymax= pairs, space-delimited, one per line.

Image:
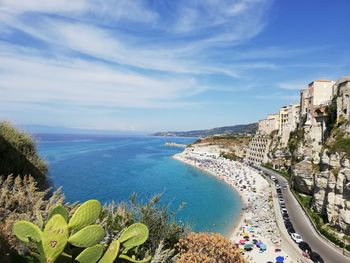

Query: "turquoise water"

xmin=35 ymin=134 xmax=241 ymax=235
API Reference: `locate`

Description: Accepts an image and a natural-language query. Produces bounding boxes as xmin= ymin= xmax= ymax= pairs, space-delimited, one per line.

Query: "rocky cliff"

xmin=289 ymin=97 xmax=350 ymax=234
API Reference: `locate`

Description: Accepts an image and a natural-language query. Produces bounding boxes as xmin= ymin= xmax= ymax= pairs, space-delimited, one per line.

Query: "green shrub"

xmin=0 ymin=121 xmax=48 ymax=175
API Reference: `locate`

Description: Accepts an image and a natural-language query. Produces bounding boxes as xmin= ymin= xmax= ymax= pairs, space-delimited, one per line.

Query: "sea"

xmin=35 ymin=134 xmax=241 ymax=236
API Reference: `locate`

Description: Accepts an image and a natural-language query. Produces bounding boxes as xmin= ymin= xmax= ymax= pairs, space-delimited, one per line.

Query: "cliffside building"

xmin=305 ymin=79 xmax=335 ymax=126
xmin=279 ymin=104 xmax=300 ymax=146
xmin=245 ymin=135 xmax=270 ymax=165
xmin=334 ymin=77 xmax=350 ymax=122
xmin=258 ymin=114 xmax=279 ymax=135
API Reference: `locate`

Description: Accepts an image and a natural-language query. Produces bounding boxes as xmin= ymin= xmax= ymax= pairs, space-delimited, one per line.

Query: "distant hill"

xmin=153 ymin=123 xmax=258 ymax=137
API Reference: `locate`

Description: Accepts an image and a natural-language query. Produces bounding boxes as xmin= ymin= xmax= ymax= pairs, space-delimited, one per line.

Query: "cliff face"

xmin=289 ymin=98 xmax=350 ymax=234
xmin=313 ymin=151 xmax=350 ymax=233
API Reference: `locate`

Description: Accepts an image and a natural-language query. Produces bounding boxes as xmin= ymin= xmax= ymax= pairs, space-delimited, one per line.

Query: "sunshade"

xmin=276 ymin=256 xmax=284 ymax=262
xmin=244 ymin=243 xmax=253 ymax=250
xmin=260 ymin=243 xmax=267 ymax=250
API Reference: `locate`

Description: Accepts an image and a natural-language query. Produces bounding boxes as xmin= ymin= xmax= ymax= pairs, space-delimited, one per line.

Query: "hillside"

xmin=153 ymin=123 xmax=258 ymax=137
xmin=0 ymin=122 xmax=48 ymax=187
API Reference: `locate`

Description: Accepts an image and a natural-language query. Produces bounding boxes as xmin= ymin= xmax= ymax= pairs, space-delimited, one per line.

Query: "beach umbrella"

xmin=256 ymin=241 xmax=261 ymax=247
xmin=243 ymin=232 xmax=249 ymax=237
xmin=239 ymin=239 xmax=246 ymax=245
xmin=249 ymin=227 xmax=255 ymax=232
xmin=260 ymin=243 xmax=267 ymax=250
xmin=244 ymin=243 xmax=253 ymax=250
xmin=275 ymin=256 xmax=284 ymax=262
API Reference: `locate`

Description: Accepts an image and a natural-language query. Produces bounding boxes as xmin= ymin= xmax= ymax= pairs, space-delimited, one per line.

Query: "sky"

xmin=0 ymin=0 xmax=349 ymax=133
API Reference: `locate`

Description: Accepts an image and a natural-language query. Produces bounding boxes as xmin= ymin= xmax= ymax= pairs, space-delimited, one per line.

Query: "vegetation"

xmin=0 ymin=175 xmax=64 ymax=261
xmin=327 ymin=131 xmax=350 ymax=159
xmin=13 ymin=199 xmax=152 ymax=263
xmin=0 ymin=175 xmax=190 ymax=262
xmin=0 ymin=121 xmax=48 ymax=179
xmin=287 ymin=128 xmax=304 ymax=157
xmin=262 ymin=163 xmax=290 ymax=180
xmin=220 ymin=151 xmax=239 ymax=161
xmin=176 ymin=232 xmax=245 ymax=263
xmin=293 ymin=190 xmax=350 ymax=252
xmin=325 ymin=98 xmax=337 ymax=138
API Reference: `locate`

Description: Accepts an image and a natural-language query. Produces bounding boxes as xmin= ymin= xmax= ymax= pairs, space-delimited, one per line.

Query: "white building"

xmin=245 ymin=135 xmax=271 ymax=165
xmin=279 ymin=104 xmax=300 ymax=146
xmin=258 ymin=114 xmax=279 ymax=135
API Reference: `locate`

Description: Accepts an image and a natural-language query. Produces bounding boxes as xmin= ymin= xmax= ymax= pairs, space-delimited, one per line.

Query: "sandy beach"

xmin=174 ymin=144 xmax=310 ymax=263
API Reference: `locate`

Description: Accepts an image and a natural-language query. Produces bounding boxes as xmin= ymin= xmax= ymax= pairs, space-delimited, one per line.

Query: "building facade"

xmin=305 ymin=80 xmax=335 ymax=126
xmin=279 ymin=104 xmax=300 ymax=146
xmin=334 ymin=77 xmax=350 ymax=122
xmin=245 ymin=135 xmax=270 ymax=164
xmin=258 ymin=114 xmax=279 ymax=135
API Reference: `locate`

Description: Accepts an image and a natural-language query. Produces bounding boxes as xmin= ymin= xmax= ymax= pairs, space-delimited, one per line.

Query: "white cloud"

xmin=0 ymin=47 xmax=206 ymax=109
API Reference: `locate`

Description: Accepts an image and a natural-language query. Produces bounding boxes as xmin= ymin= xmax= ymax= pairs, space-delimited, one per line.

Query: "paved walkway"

xmin=258 ymin=166 xmax=349 ymax=263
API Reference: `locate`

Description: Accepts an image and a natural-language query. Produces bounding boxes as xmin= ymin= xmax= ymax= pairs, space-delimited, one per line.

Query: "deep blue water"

xmin=35 ymin=134 xmax=241 ymax=235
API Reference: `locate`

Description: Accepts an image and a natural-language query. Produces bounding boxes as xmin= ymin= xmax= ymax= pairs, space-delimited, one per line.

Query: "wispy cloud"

xmin=0 ymin=46 xmax=207 ymax=109
xmin=277 ymin=82 xmax=308 ymax=90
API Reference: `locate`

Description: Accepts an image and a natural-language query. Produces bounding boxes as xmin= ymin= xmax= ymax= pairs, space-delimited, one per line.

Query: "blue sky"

xmin=0 ymin=0 xmax=349 ymax=132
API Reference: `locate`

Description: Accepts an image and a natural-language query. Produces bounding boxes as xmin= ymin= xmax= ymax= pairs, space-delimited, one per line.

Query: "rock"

xmin=292 ymin=160 xmax=314 ymax=195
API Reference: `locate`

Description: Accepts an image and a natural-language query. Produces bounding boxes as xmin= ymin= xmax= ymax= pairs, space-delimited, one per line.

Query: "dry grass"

xmin=176 ymin=232 xmax=245 ymax=263
xmin=0 ymin=175 xmax=64 ymax=254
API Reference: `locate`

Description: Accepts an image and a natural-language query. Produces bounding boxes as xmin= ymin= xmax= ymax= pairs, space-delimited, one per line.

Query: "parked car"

xmin=282 ymin=213 xmax=289 ymax=220
xmin=309 ymin=252 xmax=324 ymax=263
xmin=283 ymin=186 xmax=287 ymax=190
xmin=281 ymin=208 xmax=288 ymax=213
xmin=298 ymin=241 xmax=311 ymax=252
xmin=291 ymin=233 xmax=303 ymax=243
xmin=287 ymin=226 xmax=295 ymax=234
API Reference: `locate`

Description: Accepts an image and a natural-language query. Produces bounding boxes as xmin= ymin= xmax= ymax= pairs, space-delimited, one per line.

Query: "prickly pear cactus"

xmin=68 ymin=200 xmax=101 ymax=230
xmin=48 ymin=204 xmax=69 ymax=223
xmin=68 ymin=225 xmax=105 ymax=248
xmin=76 ymin=244 xmax=104 ymax=263
xmin=98 ymin=240 xmax=120 ymax=263
xmin=13 ymin=221 xmax=42 ymax=242
xmin=42 ymin=214 xmax=69 ymax=263
xmin=119 ymin=254 xmax=152 ymax=263
xmin=119 ymin=223 xmax=149 ymax=249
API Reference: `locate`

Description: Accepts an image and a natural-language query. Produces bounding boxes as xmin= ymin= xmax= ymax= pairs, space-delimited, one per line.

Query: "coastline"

xmin=173 ymin=153 xmax=246 ymax=237
xmin=173 ymin=145 xmax=305 ymax=263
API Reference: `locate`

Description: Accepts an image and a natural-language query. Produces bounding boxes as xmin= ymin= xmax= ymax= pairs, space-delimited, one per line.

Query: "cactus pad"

xmin=68 ymin=200 xmax=101 ymax=230
xmin=119 ymin=254 xmax=152 ymax=263
xmin=13 ymin=221 xmax=42 ymax=242
xmin=42 ymin=214 xmax=69 ymax=262
xmin=48 ymin=204 xmax=69 ymax=223
xmin=118 ymin=223 xmax=149 ymax=249
xmin=98 ymin=240 xmax=120 ymax=263
xmin=68 ymin=225 xmax=105 ymax=248
xmin=76 ymin=244 xmax=104 ymax=263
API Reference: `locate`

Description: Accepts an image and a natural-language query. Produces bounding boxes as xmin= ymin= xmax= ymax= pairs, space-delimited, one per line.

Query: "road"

xmin=258 ymin=165 xmax=349 ymax=263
